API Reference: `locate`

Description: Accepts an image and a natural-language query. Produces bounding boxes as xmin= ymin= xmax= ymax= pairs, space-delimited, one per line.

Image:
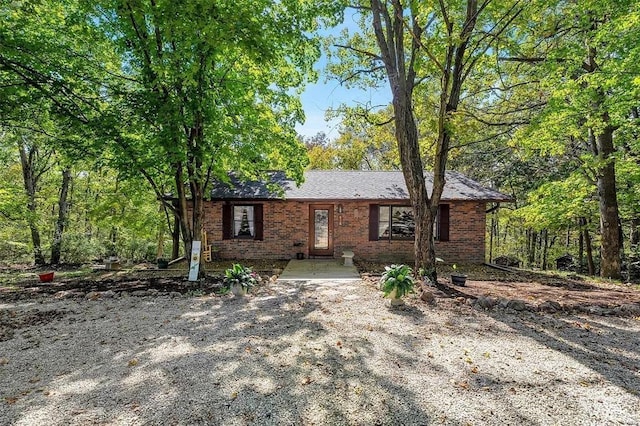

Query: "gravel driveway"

xmin=1 ymin=278 xmax=638 ymax=425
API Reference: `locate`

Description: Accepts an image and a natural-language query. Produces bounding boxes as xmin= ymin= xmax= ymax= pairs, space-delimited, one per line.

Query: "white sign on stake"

xmin=188 ymin=240 xmax=201 ymax=282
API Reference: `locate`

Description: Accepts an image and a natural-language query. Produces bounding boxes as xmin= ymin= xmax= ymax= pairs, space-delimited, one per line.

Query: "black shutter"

xmin=254 ymin=204 xmax=264 ymax=241
xmin=369 ymin=204 xmax=379 ymax=241
xmin=438 ymin=204 xmax=450 ymax=242
xmin=222 ymin=204 xmax=232 ymax=240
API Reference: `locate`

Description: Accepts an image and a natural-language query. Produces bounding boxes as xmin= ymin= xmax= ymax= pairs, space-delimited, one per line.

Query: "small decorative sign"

xmin=188 ymin=240 xmax=201 ymax=282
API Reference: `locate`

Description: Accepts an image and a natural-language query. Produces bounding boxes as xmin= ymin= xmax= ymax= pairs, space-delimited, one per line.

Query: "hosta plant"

xmin=380 ymin=264 xmax=416 ymax=299
xmin=224 ymin=263 xmax=258 ymax=291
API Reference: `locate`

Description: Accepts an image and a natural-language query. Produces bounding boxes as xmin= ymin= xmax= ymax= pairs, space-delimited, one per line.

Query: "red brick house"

xmin=204 ymin=170 xmax=511 ymax=264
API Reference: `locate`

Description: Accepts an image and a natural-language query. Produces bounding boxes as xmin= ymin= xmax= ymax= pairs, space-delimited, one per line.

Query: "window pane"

xmin=378 ymin=206 xmax=390 ymax=238
xmin=314 ymin=209 xmax=329 ymax=249
xmin=233 ymin=206 xmax=254 ymax=238
xmin=391 ymin=206 xmax=415 ymax=239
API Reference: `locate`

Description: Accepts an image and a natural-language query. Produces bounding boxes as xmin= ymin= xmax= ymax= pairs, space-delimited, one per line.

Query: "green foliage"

xmin=224 ymin=264 xmax=258 ymax=290
xmin=514 ymin=172 xmax=597 ymax=232
xmin=380 ymin=264 xmax=415 ymax=299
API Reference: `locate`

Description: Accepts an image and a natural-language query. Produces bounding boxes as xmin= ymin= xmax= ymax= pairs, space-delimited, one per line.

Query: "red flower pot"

xmin=38 ymin=272 xmax=54 ymax=283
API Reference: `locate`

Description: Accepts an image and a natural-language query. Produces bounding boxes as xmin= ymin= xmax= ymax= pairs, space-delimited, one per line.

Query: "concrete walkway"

xmin=277 ymin=258 xmax=360 ymax=281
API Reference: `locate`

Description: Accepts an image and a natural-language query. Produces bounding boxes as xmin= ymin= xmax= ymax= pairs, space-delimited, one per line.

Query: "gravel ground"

xmin=1 ymin=278 xmax=639 ymax=425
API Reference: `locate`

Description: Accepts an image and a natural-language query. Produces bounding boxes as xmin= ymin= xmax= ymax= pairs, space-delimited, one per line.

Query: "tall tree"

xmin=85 ymin=0 xmax=337 ymax=269
xmin=509 ymin=0 xmax=640 ymax=279
xmin=330 ymin=0 xmax=525 ymax=277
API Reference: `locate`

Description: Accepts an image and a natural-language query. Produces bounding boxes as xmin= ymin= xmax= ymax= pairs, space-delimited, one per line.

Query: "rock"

xmin=620 ymin=303 xmax=640 ymax=316
xmin=54 ymin=290 xmax=80 ymax=299
xmin=586 ymin=305 xmax=604 ymax=316
xmin=132 ymin=290 xmax=148 ymax=297
xmin=101 ymin=290 xmax=116 ymax=299
xmin=420 ymin=290 xmax=435 ymax=304
xmin=507 ymin=299 xmax=527 ymax=311
xmin=498 ymin=298 xmax=510 ymax=309
xmin=476 ymin=296 xmax=497 ymax=310
xmin=85 ymin=291 xmax=100 ymax=301
xmin=538 ymin=300 xmax=562 ymax=313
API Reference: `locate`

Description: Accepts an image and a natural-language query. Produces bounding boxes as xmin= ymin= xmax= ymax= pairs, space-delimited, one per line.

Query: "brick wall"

xmin=203 ymin=200 xmax=487 ymax=264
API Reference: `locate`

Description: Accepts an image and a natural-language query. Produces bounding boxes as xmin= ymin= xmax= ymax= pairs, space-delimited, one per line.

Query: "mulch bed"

xmin=2 ymin=261 xmax=639 ymax=316
xmin=0 ymin=260 xmax=288 ymax=302
xmin=358 ymin=262 xmax=640 ymax=316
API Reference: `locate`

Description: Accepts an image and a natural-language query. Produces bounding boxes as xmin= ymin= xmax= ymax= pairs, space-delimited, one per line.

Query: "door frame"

xmin=309 ymin=204 xmax=334 ymax=257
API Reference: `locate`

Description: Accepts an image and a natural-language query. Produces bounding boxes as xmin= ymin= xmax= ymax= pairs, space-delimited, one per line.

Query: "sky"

xmin=295 ymin=73 xmax=389 ymax=140
xmin=294 ymin=12 xmax=390 ymax=140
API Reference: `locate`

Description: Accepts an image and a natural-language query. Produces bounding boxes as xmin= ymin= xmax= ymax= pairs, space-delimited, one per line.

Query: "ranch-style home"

xmin=203 ymin=170 xmax=511 ymax=264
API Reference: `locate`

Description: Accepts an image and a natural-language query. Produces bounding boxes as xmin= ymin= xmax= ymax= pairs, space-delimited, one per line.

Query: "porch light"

xmin=337 ymin=204 xmax=344 ymax=213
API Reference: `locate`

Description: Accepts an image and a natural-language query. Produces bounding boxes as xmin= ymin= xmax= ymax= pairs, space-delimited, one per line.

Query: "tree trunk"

xmin=631 ymin=217 xmax=640 ymax=249
xmin=174 ymin=162 xmax=192 ymax=260
xmin=18 ymin=141 xmax=46 ymax=265
xmin=578 ymin=217 xmax=586 ymax=271
xmin=583 ymin=38 xmax=622 ymax=279
xmin=172 ymin=214 xmax=181 ymax=260
xmin=489 ymin=215 xmax=496 ymax=263
xmin=528 ymin=229 xmax=537 ymax=267
xmin=595 ymin=124 xmax=622 ymax=279
xmin=584 ymin=226 xmax=595 ymax=276
xmin=542 ymin=229 xmax=548 ymax=271
xmin=50 ymin=167 xmax=72 ymax=264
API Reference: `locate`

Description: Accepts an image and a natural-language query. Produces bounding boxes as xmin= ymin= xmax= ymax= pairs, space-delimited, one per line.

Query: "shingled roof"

xmin=210 ymin=170 xmax=512 ymax=202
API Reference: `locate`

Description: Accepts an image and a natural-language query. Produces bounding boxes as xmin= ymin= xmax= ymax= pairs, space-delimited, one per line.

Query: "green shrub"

xmin=61 ymin=233 xmax=104 ymax=264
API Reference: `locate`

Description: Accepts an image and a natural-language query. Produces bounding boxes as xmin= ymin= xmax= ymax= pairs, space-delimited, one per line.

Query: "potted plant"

xmin=224 ymin=263 xmax=258 ymax=297
xmin=450 ymin=264 xmax=467 ymax=286
xmin=380 ymin=264 xmax=416 ymax=306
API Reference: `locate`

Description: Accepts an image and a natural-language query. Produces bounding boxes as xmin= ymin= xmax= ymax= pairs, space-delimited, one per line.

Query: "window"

xmin=222 ymin=204 xmax=263 ymax=240
xmin=369 ymin=204 xmax=449 ymax=242
xmin=378 ymin=206 xmax=415 ymax=240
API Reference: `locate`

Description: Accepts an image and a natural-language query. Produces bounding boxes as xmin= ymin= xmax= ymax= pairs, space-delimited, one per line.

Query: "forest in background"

xmin=1 ymin=0 xmax=639 ymax=280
